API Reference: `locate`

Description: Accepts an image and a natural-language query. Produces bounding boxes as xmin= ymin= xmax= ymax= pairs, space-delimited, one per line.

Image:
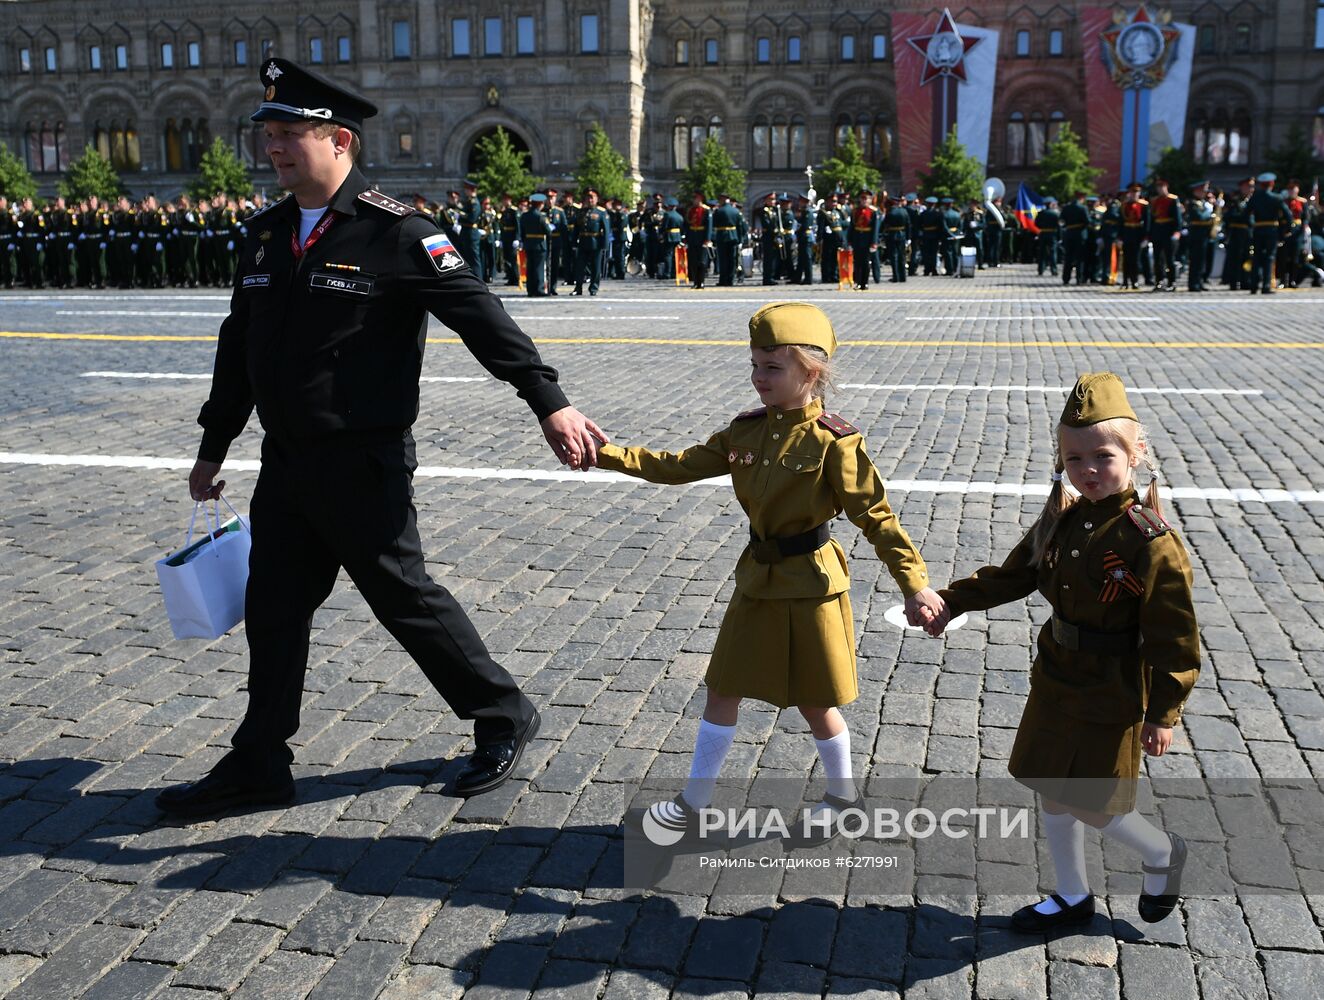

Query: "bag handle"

xmin=183 ymin=496 xmax=248 ymax=559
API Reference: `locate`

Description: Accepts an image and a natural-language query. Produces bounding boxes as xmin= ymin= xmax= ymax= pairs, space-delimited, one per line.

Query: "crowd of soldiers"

xmin=1020 ymin=173 xmax=1323 ymax=293
xmin=0 ymin=191 xmax=269 ymax=290
xmin=4 ymin=172 xmax=1318 ymax=294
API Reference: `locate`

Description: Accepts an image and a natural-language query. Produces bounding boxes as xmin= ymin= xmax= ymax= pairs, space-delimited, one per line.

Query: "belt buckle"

xmin=750 ymin=539 xmax=783 ymax=565
xmin=1052 ymin=617 xmax=1080 ymax=650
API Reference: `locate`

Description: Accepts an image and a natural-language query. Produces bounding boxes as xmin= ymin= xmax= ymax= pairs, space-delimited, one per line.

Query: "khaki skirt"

xmin=1008 ymin=686 xmax=1144 ymax=814
xmin=705 ymin=588 xmax=858 ymax=709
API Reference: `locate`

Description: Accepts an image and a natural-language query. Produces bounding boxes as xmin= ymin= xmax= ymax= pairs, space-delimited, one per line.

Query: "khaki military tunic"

xmin=597 ymin=398 xmax=929 ymax=708
xmin=940 ymin=488 xmax=1200 ymax=813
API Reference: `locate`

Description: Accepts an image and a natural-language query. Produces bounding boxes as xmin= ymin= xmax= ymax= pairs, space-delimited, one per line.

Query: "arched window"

xmin=1015 ymin=29 xmax=1030 ymax=56
xmin=1313 ymin=107 xmax=1324 ymax=160
xmin=1193 ymin=102 xmax=1252 ymax=165
xmin=1048 ymin=110 xmax=1066 ymax=145
xmin=707 ymin=115 xmax=723 ymax=148
xmin=1027 ymin=111 xmax=1047 ymax=163
xmin=834 ymin=112 xmax=892 ymax=168
xmin=752 ymin=119 xmax=769 ymax=170
xmin=94 ymin=122 xmax=110 ymax=161
xmin=25 ymin=119 xmax=66 ymax=172
xmin=871 ymin=116 xmax=893 ymax=167
xmin=1235 ymin=23 xmax=1251 ymax=51
xmin=165 ymin=117 xmax=183 ymax=171
xmin=1006 ymin=111 xmax=1026 ymax=166
xmin=111 ymin=120 xmax=141 ymax=171
xmin=672 ymin=115 xmax=690 ymax=168
xmin=750 ymin=115 xmax=803 ymax=170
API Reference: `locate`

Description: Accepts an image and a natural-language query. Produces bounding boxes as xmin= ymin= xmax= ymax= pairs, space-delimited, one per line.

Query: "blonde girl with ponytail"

xmin=929 ymin=372 xmax=1200 ymax=934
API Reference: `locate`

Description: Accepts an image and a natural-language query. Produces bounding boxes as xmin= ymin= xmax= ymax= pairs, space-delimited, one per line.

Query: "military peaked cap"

xmin=251 ymin=58 xmax=377 ymax=133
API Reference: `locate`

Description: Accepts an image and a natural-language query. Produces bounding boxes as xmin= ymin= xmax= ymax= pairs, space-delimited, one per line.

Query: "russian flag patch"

xmin=421 ymin=232 xmax=464 ymax=273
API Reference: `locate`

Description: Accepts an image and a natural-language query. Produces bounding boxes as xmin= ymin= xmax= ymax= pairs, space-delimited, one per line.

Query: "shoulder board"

xmin=357 ymin=190 xmax=413 ymax=217
xmin=817 ymin=412 xmax=860 ymax=438
xmin=245 ymin=195 xmax=288 ymax=221
xmin=1127 ymin=504 xmax=1171 ymax=540
xmin=733 ymin=407 xmax=766 ymax=421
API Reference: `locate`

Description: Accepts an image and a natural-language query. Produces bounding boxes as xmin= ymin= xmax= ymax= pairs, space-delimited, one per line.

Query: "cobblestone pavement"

xmin=2 ymin=268 xmax=1323 ymax=999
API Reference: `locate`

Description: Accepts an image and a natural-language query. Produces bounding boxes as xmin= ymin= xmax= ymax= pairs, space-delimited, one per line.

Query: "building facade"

xmin=3 ymin=0 xmax=1322 ymax=201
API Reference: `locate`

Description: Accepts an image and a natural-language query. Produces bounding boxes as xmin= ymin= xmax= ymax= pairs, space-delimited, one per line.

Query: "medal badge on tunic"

xmin=742 ymin=451 xmax=755 ymax=466
xmin=1098 ymin=550 xmax=1144 ymax=602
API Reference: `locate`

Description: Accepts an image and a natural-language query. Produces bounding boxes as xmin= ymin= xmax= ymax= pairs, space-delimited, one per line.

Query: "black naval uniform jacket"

xmin=197 ymin=166 xmax=569 ymax=463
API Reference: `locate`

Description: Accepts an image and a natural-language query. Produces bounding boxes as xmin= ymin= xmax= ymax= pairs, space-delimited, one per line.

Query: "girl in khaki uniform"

xmin=597 ymin=302 xmax=945 ymax=843
xmin=932 ymin=372 xmax=1200 ymax=932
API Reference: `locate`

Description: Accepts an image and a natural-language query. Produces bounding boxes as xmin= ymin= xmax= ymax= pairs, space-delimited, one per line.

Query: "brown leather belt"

xmin=1050 ymin=615 xmax=1140 ymax=655
xmin=749 ymin=522 xmax=831 ymax=564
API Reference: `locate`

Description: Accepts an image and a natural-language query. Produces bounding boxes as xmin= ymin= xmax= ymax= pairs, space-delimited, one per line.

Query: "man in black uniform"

xmin=156 ymin=58 xmax=608 ymax=817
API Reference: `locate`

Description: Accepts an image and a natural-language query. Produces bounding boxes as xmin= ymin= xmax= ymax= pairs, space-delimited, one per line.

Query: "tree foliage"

xmin=575 ymin=123 xmax=636 ymax=204
xmin=818 ymin=128 xmax=881 ymax=198
xmin=1266 ymin=124 xmax=1323 ymax=189
xmin=676 ymin=136 xmax=747 ymax=203
xmin=0 ymin=144 xmax=38 ymax=202
xmin=1035 ymin=122 xmax=1104 ymax=203
xmin=189 ymin=136 xmax=254 ymax=200
xmin=916 ymin=127 xmax=985 ymax=204
xmin=1144 ymin=145 xmax=1202 ymax=197
xmin=58 ymin=145 xmax=123 ymax=202
xmin=467 ymin=126 xmax=542 ymax=200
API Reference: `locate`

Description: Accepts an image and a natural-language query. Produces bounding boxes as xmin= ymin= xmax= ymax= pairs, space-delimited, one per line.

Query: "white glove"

xmin=108 ymin=229 xmax=116 ymax=237
xmin=226 ymin=240 xmax=234 ymax=252
xmin=67 ymin=242 xmax=76 ymax=251
xmin=99 ymin=242 xmax=106 ymax=250
xmin=130 ymin=243 xmax=139 ymax=252
xmin=155 ymin=241 xmax=164 ymax=252
xmin=137 ymin=230 xmax=144 ymax=238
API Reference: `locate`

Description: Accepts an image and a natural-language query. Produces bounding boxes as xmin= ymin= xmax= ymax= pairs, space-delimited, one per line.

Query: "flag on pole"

xmin=1015 ymin=182 xmax=1045 ymax=235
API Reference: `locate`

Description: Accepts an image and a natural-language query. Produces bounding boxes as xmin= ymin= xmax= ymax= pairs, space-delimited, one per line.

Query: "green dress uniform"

xmin=883 ymin=203 xmax=911 ymax=282
xmin=519 ymin=198 xmax=549 ymax=296
xmin=712 ymin=202 xmax=742 ymax=286
xmin=546 ymin=203 xmax=567 ymax=293
xmin=940 ymin=201 xmax=962 ymax=275
xmin=1035 ymin=205 xmax=1060 ymax=276
xmin=1247 ymin=175 xmax=1291 ymax=293
xmin=1059 ymin=199 xmax=1090 ymax=285
xmin=572 ymin=204 xmax=608 ymax=295
xmin=1184 ymin=190 xmax=1215 ymax=291
xmin=918 ymin=199 xmax=942 ymax=275
xmin=595 ymin=304 xmax=929 ymax=708
xmin=939 ymin=373 xmax=1200 ymax=814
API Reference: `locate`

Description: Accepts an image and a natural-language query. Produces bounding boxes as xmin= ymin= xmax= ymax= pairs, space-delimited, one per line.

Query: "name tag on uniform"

xmin=242 ymin=274 xmax=271 ymax=288
xmin=309 ymin=271 xmax=373 ymax=296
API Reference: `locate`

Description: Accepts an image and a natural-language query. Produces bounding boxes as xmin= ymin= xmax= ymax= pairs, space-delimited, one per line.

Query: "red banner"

xmin=1081 ymin=8 xmax=1124 ymax=192
xmin=893 ymin=12 xmax=936 ymax=192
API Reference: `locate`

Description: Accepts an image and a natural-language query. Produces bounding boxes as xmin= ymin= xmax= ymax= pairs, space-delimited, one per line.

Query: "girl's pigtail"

xmin=1140 ymin=452 xmax=1164 ymax=519
xmin=1030 ymin=443 xmax=1074 ymax=566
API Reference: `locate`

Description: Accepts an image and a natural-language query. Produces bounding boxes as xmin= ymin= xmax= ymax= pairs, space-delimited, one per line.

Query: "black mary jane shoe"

xmin=784 ymin=792 xmax=863 ymax=851
xmin=1138 ymin=832 xmax=1187 ymax=923
xmin=1010 ymin=893 xmax=1096 ymax=933
xmin=455 ymin=708 xmax=542 ymax=798
xmin=156 ymin=763 xmax=295 ymax=818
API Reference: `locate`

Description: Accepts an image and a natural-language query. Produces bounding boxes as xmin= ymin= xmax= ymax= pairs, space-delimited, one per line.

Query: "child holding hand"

xmin=597 ymin=302 xmax=946 ymax=845
xmin=929 ymin=372 xmax=1200 ymax=930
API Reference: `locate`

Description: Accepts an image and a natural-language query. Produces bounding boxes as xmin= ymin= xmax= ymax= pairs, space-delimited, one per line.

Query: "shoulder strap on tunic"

xmin=733 ymin=406 xmax=766 ymax=421
xmin=1127 ymin=504 xmax=1172 ymax=540
xmin=817 ymin=412 xmax=860 ymax=438
xmin=357 ymin=190 xmax=415 ymax=217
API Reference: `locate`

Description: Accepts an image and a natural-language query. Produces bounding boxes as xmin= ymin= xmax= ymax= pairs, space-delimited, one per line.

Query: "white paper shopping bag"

xmin=156 ymin=497 xmax=252 ymax=640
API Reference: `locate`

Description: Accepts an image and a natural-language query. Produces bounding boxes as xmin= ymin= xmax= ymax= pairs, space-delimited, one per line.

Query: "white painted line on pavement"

xmin=55 ymin=309 xmax=680 ymax=321
xmin=842 ymin=383 xmax=1264 ymax=395
xmin=58 ymin=310 xmax=229 ymax=318
xmin=79 ymin=371 xmax=487 ymax=383
xmin=2 ymin=452 xmax=1320 ymax=504
xmin=903 ymin=315 xmax=1161 ymax=321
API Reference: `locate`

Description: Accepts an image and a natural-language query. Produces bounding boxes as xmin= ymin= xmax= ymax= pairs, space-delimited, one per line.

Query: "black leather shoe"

xmin=156 ymin=767 xmax=294 ymax=818
xmin=455 ymin=708 xmax=541 ymax=797
xmin=1138 ymin=832 xmax=1187 ymax=923
xmin=1010 ymin=893 xmax=1096 ymax=933
xmin=784 ymin=791 xmax=863 ymax=851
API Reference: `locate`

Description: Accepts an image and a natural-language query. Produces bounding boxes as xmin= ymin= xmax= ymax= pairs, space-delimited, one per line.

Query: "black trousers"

xmin=232 ymin=433 xmax=534 ymax=773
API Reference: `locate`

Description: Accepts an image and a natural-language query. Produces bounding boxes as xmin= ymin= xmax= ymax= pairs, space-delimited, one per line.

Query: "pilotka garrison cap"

xmin=251 ymin=58 xmax=378 ymax=133
xmin=748 ymin=302 xmax=838 ymax=358
xmin=1061 ymin=372 xmax=1137 ymax=427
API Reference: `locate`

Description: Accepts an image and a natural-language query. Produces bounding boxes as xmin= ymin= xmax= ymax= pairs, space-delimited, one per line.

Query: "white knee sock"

xmin=680 ymin=719 xmax=736 ymax=810
xmin=1034 ymin=809 xmax=1090 ymax=915
xmin=1100 ymin=811 xmax=1172 ymax=895
xmin=812 ymin=730 xmax=856 ymax=802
